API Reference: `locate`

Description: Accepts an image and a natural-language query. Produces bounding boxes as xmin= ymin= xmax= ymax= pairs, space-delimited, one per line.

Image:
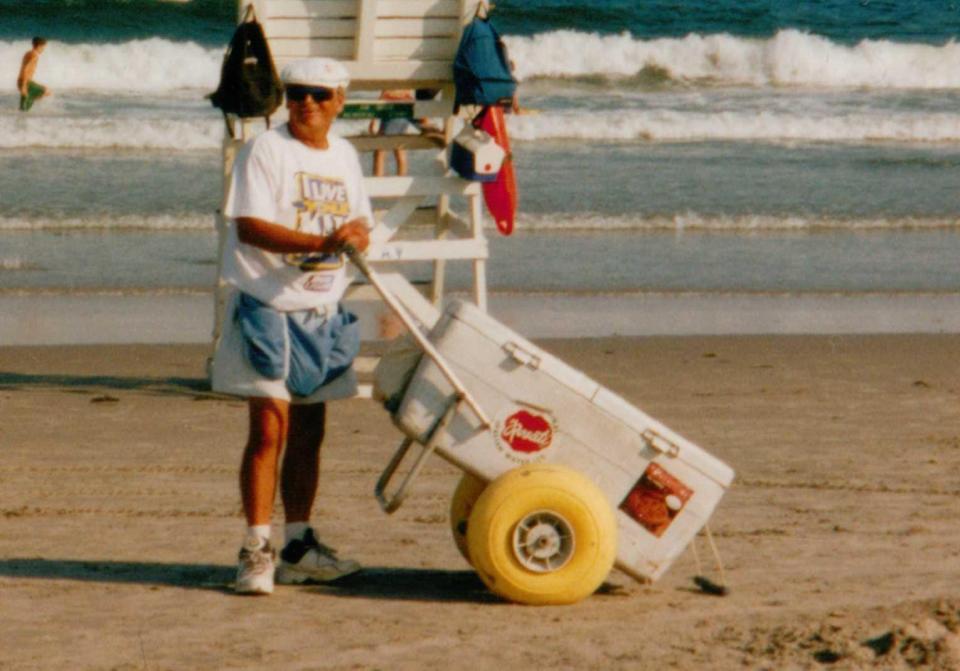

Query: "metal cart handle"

xmin=343 ymin=244 xmax=492 ymax=513
xmin=343 ymin=244 xmax=492 ymax=429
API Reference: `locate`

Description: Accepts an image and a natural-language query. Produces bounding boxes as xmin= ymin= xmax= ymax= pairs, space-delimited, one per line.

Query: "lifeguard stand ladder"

xmin=215 ymin=0 xmax=490 ymax=363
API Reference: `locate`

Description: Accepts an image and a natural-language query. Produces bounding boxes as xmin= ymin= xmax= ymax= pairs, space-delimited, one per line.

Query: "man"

xmin=17 ymin=37 xmax=50 ymax=112
xmin=211 ymin=57 xmax=372 ymax=595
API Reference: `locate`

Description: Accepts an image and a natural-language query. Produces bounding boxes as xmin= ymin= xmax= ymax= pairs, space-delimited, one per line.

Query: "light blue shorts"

xmin=211 ymin=291 xmax=358 ymax=404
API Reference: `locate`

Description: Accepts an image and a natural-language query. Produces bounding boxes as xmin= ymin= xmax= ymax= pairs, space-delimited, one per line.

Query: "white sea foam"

xmin=0 ymin=113 xmax=379 ymax=150
xmin=5 ymin=107 xmax=960 ymax=149
xmin=505 ymin=29 xmax=960 ymax=89
xmin=0 ymin=115 xmax=224 ymax=150
xmin=506 ymin=109 xmax=960 ymax=143
xmin=6 ymin=212 xmax=957 ymax=233
xmin=0 ymin=257 xmax=38 ymax=271
xmin=0 ymin=214 xmax=216 ymax=231
xmin=515 ymin=212 xmax=960 ymax=232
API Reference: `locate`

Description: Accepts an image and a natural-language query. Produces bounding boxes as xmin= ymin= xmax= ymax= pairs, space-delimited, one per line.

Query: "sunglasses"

xmin=285 ymin=85 xmax=335 ymax=103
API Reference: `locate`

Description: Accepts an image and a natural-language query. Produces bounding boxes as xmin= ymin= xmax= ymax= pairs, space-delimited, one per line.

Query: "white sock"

xmin=285 ymin=521 xmax=310 ymax=544
xmin=247 ymin=524 xmax=271 ymax=543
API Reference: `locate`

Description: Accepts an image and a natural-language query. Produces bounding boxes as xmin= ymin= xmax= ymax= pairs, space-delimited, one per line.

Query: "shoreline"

xmin=5 ymin=290 xmax=960 ymax=345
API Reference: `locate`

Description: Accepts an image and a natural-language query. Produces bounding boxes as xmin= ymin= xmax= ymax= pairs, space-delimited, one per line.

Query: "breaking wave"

xmin=4 ymin=29 xmax=960 ymax=95
xmin=505 ymin=29 xmax=960 ymax=89
xmin=0 ymin=38 xmax=221 ymax=93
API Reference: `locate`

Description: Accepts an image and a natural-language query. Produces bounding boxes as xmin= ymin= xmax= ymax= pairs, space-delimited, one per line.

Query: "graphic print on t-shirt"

xmin=286 ymin=171 xmax=351 ymax=274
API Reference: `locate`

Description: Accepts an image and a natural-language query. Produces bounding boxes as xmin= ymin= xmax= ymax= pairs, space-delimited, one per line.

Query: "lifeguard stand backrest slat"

xmin=249 ymin=0 xmax=478 ymax=90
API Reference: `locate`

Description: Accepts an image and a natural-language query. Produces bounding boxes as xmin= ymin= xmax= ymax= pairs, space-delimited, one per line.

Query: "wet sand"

xmin=1 ymin=335 xmax=959 ymax=669
xmin=6 ymin=290 xmax=960 ymax=345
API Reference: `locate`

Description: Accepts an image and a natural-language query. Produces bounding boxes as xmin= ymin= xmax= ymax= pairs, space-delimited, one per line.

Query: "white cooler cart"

xmin=349 ymin=249 xmax=735 ymax=606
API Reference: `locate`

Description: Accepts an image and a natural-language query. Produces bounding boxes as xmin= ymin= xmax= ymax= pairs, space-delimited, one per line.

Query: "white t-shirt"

xmin=221 ymin=124 xmax=373 ymax=311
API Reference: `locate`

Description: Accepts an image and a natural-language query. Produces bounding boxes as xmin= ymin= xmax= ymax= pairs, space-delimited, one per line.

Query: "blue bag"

xmin=453 ymin=16 xmax=517 ymax=112
xmin=236 ymin=292 xmax=360 ymax=397
xmin=286 ymin=307 xmax=360 ymax=397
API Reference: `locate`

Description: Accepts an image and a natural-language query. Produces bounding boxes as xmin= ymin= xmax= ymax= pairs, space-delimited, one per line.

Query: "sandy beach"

xmin=2 ymin=334 xmax=959 ymax=670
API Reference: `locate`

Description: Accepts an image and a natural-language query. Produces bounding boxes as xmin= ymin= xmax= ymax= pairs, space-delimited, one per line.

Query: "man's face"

xmin=286 ymin=85 xmax=343 ymax=136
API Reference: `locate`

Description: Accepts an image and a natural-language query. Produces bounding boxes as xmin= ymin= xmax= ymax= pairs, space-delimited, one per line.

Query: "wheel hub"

xmin=511 ymin=510 xmax=575 ymax=572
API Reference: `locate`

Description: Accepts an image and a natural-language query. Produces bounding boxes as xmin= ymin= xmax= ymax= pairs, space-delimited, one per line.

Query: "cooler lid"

xmin=443 ymin=300 xmax=600 ymax=400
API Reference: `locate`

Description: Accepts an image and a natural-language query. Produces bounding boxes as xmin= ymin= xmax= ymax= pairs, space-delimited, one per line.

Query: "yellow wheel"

xmin=466 ymin=463 xmax=617 ymax=605
xmin=449 ymin=472 xmax=487 ymax=564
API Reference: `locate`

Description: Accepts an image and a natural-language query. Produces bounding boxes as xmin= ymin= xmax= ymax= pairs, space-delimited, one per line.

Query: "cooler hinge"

xmin=503 ymin=341 xmax=541 ymax=369
xmin=641 ymin=428 xmax=680 ymax=458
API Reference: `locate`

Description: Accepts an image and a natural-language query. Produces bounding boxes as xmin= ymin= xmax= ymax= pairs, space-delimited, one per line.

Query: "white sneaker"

xmin=235 ymin=534 xmax=276 ymax=595
xmin=276 ymin=528 xmax=360 ymax=584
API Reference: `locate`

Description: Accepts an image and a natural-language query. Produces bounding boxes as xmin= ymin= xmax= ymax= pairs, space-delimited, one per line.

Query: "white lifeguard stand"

xmin=214 ymin=0 xmax=491 ymax=362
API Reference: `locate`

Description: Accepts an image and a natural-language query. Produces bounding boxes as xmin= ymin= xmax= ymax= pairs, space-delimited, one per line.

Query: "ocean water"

xmin=3 ymin=0 xmax=960 ymax=339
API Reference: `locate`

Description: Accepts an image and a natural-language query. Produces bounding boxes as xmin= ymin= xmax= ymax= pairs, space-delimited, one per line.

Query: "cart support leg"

xmin=375 ymin=396 xmax=462 ymax=514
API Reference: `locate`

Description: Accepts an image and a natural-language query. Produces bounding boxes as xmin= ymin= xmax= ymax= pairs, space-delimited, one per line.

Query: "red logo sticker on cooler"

xmin=495 ymin=408 xmax=556 ymax=463
xmin=620 ymin=463 xmax=693 ymax=537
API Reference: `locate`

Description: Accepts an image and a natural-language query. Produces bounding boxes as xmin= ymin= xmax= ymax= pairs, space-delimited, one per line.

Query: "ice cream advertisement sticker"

xmin=620 ymin=463 xmax=694 ymax=537
xmin=495 ymin=407 xmax=556 ymax=463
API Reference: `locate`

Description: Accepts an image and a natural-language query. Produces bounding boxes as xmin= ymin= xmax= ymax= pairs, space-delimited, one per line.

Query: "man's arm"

xmin=236 ymin=216 xmax=369 ymax=254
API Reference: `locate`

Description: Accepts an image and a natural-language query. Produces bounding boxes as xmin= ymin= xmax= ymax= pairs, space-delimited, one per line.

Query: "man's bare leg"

xmin=236 ymin=396 xmax=289 ymax=594
xmin=280 ymin=402 xmax=326 ymax=522
xmin=240 ymin=397 xmax=289 ymax=525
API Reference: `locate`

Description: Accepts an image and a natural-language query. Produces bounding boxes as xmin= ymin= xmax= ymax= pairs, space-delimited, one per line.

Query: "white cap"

xmin=280 ymin=58 xmax=350 ymax=89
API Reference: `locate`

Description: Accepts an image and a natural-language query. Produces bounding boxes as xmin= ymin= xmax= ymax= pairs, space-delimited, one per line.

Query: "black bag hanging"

xmin=209 ymin=5 xmax=284 ymax=136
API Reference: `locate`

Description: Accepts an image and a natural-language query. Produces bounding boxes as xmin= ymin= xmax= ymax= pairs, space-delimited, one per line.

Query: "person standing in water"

xmin=17 ymin=37 xmax=51 ymax=112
